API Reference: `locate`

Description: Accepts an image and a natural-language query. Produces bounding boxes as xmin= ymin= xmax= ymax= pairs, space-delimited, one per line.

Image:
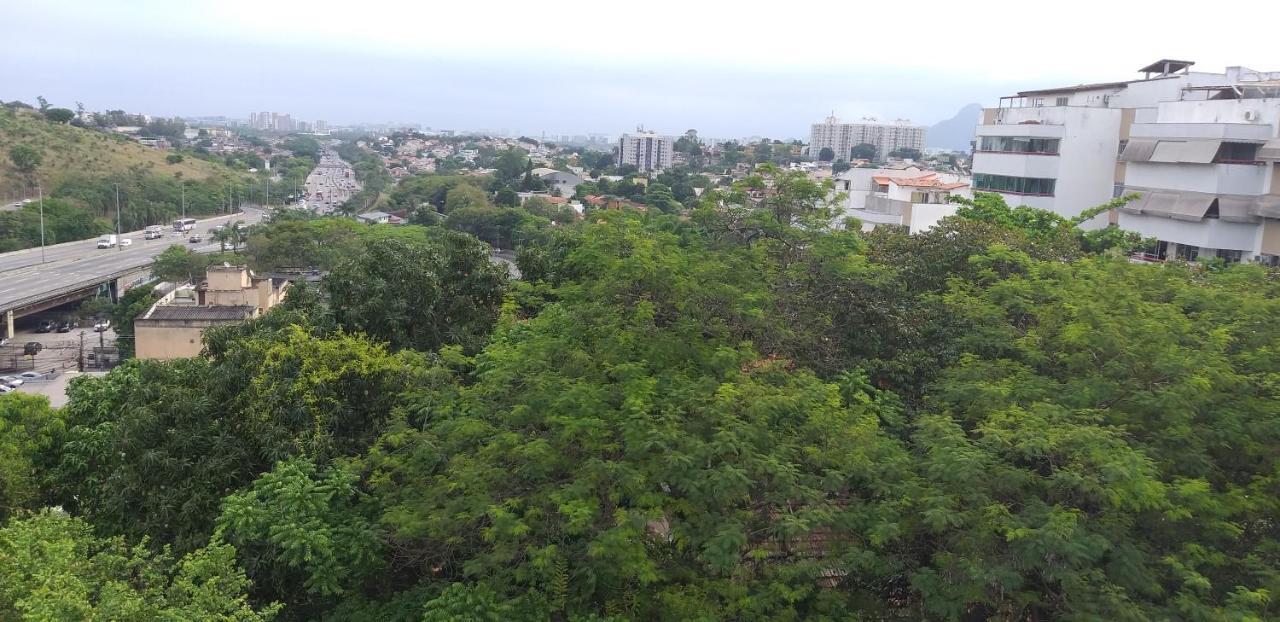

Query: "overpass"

xmin=0 ymin=209 xmax=262 ymax=338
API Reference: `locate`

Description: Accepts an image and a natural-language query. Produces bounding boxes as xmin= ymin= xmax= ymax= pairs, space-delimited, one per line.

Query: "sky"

xmin=5 ymin=0 xmax=1280 ymax=140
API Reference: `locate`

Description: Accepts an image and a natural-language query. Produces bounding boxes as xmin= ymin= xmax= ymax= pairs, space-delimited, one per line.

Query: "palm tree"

xmin=211 ymin=219 xmax=245 ymax=252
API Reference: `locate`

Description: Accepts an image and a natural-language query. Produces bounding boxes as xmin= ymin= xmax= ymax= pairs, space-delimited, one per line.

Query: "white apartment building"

xmin=617 ymin=131 xmax=674 ymax=172
xmin=833 ymin=166 xmax=970 ymax=233
xmin=809 ymin=116 xmax=926 ymax=162
xmin=975 ymin=60 xmax=1280 ymax=263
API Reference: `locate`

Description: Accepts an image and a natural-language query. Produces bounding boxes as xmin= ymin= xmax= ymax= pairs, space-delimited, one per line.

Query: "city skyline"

xmin=9 ymin=1 xmax=1280 ymax=139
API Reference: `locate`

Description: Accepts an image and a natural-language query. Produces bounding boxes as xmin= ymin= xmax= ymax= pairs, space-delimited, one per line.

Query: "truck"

xmin=144 ymin=225 xmax=164 ymax=240
xmin=96 ymin=234 xmax=117 ymax=249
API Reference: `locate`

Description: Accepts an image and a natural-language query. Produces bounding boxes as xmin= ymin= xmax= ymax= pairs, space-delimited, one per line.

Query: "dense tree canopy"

xmin=5 ymin=165 xmax=1280 ymax=620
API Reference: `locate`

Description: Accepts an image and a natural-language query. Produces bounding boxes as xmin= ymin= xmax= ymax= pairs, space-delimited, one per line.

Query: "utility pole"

xmin=114 ymin=183 xmax=122 ymax=252
xmin=181 ymin=180 xmax=186 ymax=219
xmin=37 ymin=184 xmax=45 ymax=263
xmin=265 ymin=178 xmax=270 ymax=208
xmin=78 ymin=331 xmax=84 ymax=372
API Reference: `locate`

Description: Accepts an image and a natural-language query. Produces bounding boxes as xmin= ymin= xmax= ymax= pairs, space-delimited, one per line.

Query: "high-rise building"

xmin=973 ymin=59 xmax=1280 ymax=264
xmin=808 ymin=116 xmax=926 ymax=162
xmin=618 ymin=131 xmax=674 ymax=172
xmin=315 ymin=120 xmax=328 ymax=134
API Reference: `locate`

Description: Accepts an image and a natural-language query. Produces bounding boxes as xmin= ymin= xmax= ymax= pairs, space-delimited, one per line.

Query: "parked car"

xmin=22 ymin=342 xmax=42 ymax=356
xmin=19 ymin=371 xmax=43 ymax=380
xmin=1 ymin=376 xmax=23 ymax=388
xmin=93 ymin=319 xmax=111 ymax=332
xmin=56 ymin=320 xmax=73 ymax=333
xmin=0 ymin=385 xmax=12 ymax=394
xmin=35 ymin=320 xmax=55 ymax=333
xmin=189 ymin=234 xmax=203 ymax=243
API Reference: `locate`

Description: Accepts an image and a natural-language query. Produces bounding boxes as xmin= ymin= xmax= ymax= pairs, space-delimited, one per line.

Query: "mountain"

xmin=0 ymin=107 xmax=229 ymax=197
xmin=927 ymin=103 xmax=982 ymax=152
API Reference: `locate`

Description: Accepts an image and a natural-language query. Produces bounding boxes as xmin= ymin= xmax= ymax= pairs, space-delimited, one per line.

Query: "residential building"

xmin=532 ymin=167 xmax=584 ymax=197
xmin=134 ymin=265 xmax=289 ymax=360
xmin=618 ymin=131 xmax=674 ymax=172
xmin=809 ymin=116 xmax=926 ymax=162
xmin=975 ymin=59 xmax=1280 ymax=263
xmin=834 ymin=168 xmax=970 ymax=233
xmin=356 ymin=210 xmax=403 ymax=225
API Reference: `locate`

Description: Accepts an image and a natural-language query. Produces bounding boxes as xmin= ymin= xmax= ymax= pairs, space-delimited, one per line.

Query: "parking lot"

xmin=3 ymin=304 xmax=118 ymax=373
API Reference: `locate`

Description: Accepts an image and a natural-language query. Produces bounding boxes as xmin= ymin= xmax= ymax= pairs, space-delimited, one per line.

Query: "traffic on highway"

xmin=304 ymin=149 xmax=359 ymax=214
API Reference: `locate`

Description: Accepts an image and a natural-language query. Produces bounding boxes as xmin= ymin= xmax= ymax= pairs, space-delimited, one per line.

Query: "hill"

xmin=0 ymin=107 xmax=229 ymax=197
xmin=928 ymin=103 xmax=982 ymax=151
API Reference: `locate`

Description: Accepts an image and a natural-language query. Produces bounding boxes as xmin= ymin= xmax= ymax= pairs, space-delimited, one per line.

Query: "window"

xmin=1175 ymin=244 xmax=1199 ymax=262
xmin=1117 ymin=139 xmax=1128 ymax=156
xmin=1213 ymin=142 xmax=1260 ymax=163
xmin=972 ymin=173 xmax=1057 ymax=196
xmin=1218 ymin=249 xmax=1244 ymax=264
xmin=977 ymin=136 xmax=1060 ymax=155
xmin=1055 ymin=96 xmax=1069 ymax=106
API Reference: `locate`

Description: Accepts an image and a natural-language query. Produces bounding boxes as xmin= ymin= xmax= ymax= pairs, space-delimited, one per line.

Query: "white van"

xmin=96 ymin=234 xmax=117 ymax=249
xmin=144 ymin=225 xmax=164 ymax=240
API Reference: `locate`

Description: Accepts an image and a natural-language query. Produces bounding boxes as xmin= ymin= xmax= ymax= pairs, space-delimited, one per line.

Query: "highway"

xmin=0 ymin=208 xmax=263 ymax=313
xmin=304 ymin=149 xmax=359 ymax=214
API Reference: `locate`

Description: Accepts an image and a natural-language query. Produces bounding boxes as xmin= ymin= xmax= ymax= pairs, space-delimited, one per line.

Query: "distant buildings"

xmin=809 ymin=116 xmax=926 ymax=162
xmin=974 ymin=59 xmax=1280 ymax=264
xmin=833 ymin=166 xmax=970 ymax=233
xmin=135 ymin=265 xmax=289 ymax=361
xmin=618 ymin=131 xmax=674 ymax=172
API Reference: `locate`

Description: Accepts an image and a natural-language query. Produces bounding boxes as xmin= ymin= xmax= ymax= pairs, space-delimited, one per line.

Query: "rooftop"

xmin=144 ymin=305 xmax=256 ymax=321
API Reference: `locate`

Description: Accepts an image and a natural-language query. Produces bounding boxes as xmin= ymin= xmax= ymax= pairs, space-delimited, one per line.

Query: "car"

xmin=120 ymin=238 xmax=133 ymax=247
xmin=0 ymin=385 xmax=12 ymax=394
xmin=22 ymin=342 xmax=42 ymax=356
xmin=18 ymin=371 xmax=43 ymax=380
xmin=189 ymin=234 xmax=203 ymax=243
xmin=1 ymin=376 xmax=23 ymax=388
xmin=56 ymin=320 xmax=73 ymax=333
xmin=93 ymin=319 xmax=111 ymax=332
xmin=35 ymin=320 xmax=55 ymax=333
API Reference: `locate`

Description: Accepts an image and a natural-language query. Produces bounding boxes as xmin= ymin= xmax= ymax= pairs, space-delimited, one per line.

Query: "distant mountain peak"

xmin=927 ymin=103 xmax=982 ymax=151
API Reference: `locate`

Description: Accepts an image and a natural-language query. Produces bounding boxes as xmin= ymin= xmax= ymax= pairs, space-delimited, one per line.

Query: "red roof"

xmin=876 ymin=173 xmax=966 ymax=191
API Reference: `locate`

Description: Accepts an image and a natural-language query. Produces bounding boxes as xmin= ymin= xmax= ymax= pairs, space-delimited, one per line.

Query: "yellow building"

xmin=134 ymin=265 xmax=289 ymax=361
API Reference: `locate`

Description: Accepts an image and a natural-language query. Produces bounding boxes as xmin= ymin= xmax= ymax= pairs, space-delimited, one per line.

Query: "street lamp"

xmin=113 ymin=183 xmax=122 ymax=252
xmin=36 ymin=184 xmax=45 ymax=263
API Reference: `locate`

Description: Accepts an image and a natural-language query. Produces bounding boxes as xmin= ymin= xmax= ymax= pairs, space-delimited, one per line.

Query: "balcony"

xmin=1128 ymin=122 xmax=1273 ymax=142
xmin=982 ymin=106 xmax=1068 ymax=128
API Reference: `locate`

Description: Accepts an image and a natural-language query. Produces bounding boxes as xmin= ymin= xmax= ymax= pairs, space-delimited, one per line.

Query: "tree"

xmin=0 ymin=510 xmax=279 ymax=620
xmin=35 ymin=95 xmax=49 ymax=112
xmin=887 ymin=147 xmax=921 ymax=160
xmin=643 ymin=182 xmax=680 ymax=212
xmin=494 ymin=188 xmax=519 ymax=207
xmin=831 ymin=160 xmax=851 ymax=174
xmin=110 ymin=282 xmax=161 ymax=359
xmin=8 ymin=145 xmax=41 ymax=172
xmin=0 ymin=393 xmax=60 ymax=522
xmin=817 ymin=146 xmax=835 ymax=161
xmin=494 ymin=148 xmax=528 ymax=184
xmin=323 ymin=231 xmax=508 ymax=352
xmin=152 ymin=245 xmax=210 ymax=283
xmin=444 ymin=184 xmax=489 ymax=213
xmin=43 ymin=108 xmax=74 ymax=124
xmin=850 ymin=143 xmax=877 ymax=161
xmin=166 ymin=153 xmax=185 ymax=164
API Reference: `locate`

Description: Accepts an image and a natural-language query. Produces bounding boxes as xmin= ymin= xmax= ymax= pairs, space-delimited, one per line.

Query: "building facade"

xmin=809 ymin=116 xmax=926 ymax=162
xmin=974 ymin=60 xmax=1280 ymax=263
xmin=135 ymin=265 xmax=289 ymax=360
xmin=833 ymin=167 xmax=970 ymax=233
xmin=618 ymin=132 xmax=674 ymax=172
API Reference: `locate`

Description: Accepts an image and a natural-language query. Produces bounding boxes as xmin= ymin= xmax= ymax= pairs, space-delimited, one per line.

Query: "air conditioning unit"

xmin=1245 ymin=110 xmax=1259 ymax=121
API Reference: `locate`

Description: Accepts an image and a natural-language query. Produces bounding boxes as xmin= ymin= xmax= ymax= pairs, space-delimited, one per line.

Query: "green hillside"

xmin=0 ymin=106 xmax=229 ymax=197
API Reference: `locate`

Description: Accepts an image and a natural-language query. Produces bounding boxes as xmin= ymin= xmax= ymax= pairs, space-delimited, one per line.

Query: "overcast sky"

xmin=5 ymin=1 xmax=1280 ymax=139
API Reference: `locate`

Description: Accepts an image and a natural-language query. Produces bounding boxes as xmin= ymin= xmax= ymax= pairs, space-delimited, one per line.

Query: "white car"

xmin=120 ymin=238 xmax=133 ymax=247
xmin=0 ymin=385 xmax=12 ymax=394
xmin=0 ymin=376 xmax=22 ymax=388
xmin=94 ymin=320 xmax=111 ymax=332
xmin=19 ymin=371 xmax=43 ymax=381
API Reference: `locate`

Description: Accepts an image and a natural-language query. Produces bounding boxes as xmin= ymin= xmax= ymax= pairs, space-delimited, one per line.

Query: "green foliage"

xmin=816 ymin=146 xmax=834 ymax=161
xmin=0 ymin=394 xmax=61 ymax=522
xmin=850 ymin=143 xmax=876 ymax=161
xmin=952 ymin=191 xmax=1151 ymax=255
xmin=324 ymin=231 xmax=508 ymax=352
xmin=444 ymin=184 xmax=489 ymax=213
xmin=110 ymin=281 xmax=161 ymax=359
xmin=42 ymin=108 xmax=75 ymax=124
xmin=8 ymin=144 xmax=41 ymax=172
xmin=0 ymin=509 xmax=278 ymax=620
xmin=153 ymin=244 xmax=213 ymax=282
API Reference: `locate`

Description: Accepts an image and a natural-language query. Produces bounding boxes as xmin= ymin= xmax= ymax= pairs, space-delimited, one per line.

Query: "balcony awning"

xmin=1135 ymin=192 xmax=1183 ymax=218
xmin=1170 ymin=194 xmax=1216 ymax=221
xmin=1258 ymin=139 xmax=1280 ymax=161
xmin=1120 ymin=138 xmax=1158 ymax=162
xmin=1149 ymin=139 xmax=1222 ymax=164
xmin=1215 ymin=196 xmax=1260 ymax=223
xmin=1253 ymin=195 xmax=1280 ymax=219
xmin=1117 ymin=190 xmax=1147 ymax=214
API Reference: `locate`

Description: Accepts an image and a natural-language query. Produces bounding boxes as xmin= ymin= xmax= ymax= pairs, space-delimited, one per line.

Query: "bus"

xmin=172 ymin=218 xmax=197 ymax=233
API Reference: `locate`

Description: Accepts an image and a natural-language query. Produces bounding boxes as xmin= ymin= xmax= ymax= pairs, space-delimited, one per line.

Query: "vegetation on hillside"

xmin=1 ymin=168 xmax=1278 ymax=620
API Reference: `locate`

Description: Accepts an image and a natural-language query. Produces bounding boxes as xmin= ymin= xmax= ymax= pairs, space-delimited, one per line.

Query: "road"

xmin=304 ymin=149 xmax=359 ymax=214
xmin=0 ymin=208 xmax=263 ymax=312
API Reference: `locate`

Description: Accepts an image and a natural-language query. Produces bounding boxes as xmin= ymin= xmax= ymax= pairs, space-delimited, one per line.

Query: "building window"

xmin=977 ymin=136 xmax=1060 ymax=155
xmin=973 ymin=173 xmax=1057 ymax=196
xmin=1055 ymin=96 xmax=1069 ymax=106
xmin=1175 ymin=244 xmax=1199 ymax=262
xmin=1213 ymin=142 xmax=1260 ymax=164
xmin=1218 ymin=249 xmax=1244 ymax=264
xmin=1117 ymin=139 xmax=1128 ymax=156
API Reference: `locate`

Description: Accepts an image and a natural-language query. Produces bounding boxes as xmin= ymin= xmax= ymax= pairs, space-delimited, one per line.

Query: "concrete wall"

xmin=1118 ymin=212 xmax=1261 ymax=253
xmin=135 ymin=322 xmax=206 ymax=360
xmin=1126 ymin=162 xmax=1269 ymax=195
